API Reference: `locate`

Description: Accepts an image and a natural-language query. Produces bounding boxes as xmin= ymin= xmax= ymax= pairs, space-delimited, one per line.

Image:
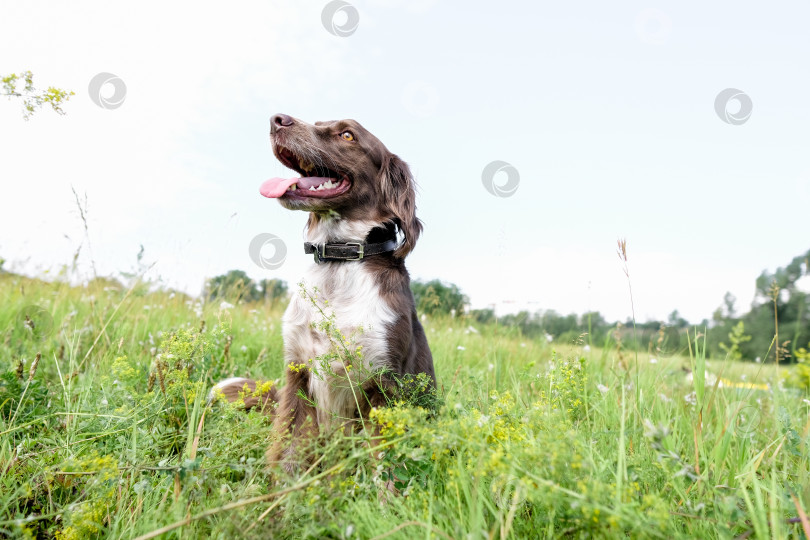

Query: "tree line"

xmin=206 ymin=248 xmax=809 ymax=363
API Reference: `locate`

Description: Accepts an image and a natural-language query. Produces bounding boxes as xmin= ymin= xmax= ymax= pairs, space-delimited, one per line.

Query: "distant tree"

xmin=743 ymin=249 xmax=810 ymax=361
xmin=2 ymin=71 xmax=74 ymax=119
xmin=258 ymin=279 xmax=288 ymax=305
xmin=204 ymin=272 xmax=289 ymax=306
xmin=470 ymin=308 xmax=495 ymax=324
xmin=410 ymin=279 xmax=468 ymax=316
xmin=723 ymin=291 xmax=737 ymax=318
xmin=205 ymin=270 xmax=258 ymax=303
xmin=667 ymin=310 xmax=688 ymax=328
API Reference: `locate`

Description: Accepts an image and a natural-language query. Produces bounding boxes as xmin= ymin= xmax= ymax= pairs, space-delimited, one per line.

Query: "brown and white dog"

xmin=214 ymin=114 xmax=434 ymax=473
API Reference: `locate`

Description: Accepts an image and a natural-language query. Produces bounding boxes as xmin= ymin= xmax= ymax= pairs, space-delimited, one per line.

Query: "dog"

xmin=213 ymin=114 xmax=434 ymax=473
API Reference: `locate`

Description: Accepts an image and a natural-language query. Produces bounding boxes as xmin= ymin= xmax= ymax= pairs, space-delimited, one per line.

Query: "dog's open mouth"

xmin=260 ymin=146 xmax=351 ymax=200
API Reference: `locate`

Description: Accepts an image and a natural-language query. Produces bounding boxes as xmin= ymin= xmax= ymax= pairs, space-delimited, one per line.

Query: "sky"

xmin=1 ymin=0 xmax=809 ymax=324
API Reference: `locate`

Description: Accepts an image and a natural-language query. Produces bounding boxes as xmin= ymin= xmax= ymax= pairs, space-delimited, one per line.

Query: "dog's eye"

xmin=340 ymin=131 xmax=354 ymax=141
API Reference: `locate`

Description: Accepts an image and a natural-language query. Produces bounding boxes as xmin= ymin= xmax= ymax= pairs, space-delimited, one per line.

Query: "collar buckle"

xmin=343 ymin=242 xmax=364 ymax=261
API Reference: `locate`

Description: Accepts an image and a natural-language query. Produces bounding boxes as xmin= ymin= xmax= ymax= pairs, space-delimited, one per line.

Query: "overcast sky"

xmin=2 ymin=0 xmax=809 ymax=324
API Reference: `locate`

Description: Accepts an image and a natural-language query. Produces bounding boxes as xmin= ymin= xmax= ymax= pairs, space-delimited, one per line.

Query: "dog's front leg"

xmin=267 ymin=368 xmax=318 ymax=475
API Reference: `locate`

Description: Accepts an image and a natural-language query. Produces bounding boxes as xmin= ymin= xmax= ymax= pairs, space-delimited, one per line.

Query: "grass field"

xmin=1 ymin=272 xmax=809 ymax=539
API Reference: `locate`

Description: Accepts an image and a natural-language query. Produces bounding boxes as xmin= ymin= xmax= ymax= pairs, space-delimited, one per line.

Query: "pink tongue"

xmin=260 ymin=177 xmax=300 ymax=198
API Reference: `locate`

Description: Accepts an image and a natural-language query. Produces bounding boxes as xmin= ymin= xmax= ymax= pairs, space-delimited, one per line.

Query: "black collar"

xmin=304 ymin=223 xmax=399 ymax=263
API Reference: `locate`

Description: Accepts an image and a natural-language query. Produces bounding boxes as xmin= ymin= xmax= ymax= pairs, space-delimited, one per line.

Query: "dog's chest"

xmin=282 ymin=263 xmax=396 ymax=422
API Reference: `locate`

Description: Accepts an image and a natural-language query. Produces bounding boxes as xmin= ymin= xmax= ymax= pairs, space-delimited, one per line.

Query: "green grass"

xmin=1 ymin=272 xmax=809 ymax=539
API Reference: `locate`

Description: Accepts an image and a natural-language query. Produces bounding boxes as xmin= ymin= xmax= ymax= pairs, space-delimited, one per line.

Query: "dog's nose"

xmin=271 ymin=113 xmax=294 ymax=129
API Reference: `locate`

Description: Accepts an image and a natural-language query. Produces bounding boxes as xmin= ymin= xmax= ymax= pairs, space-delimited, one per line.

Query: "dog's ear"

xmin=380 ymin=153 xmax=422 ymax=258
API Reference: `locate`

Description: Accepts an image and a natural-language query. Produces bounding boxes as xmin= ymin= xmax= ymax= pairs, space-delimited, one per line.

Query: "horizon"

xmin=3 ymin=255 xmax=807 ymax=328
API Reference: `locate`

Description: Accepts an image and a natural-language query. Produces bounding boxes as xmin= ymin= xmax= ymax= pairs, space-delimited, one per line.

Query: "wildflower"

xmin=597 ymin=384 xmax=609 ymax=395
xmin=545 ymin=333 xmax=553 ymax=343
xmin=240 ymin=345 xmax=248 ymax=353
xmin=684 ymin=392 xmax=697 ymax=406
xmin=583 ymin=345 xmax=591 ymax=352
xmin=658 ymin=393 xmax=672 ymax=403
xmin=649 ymin=357 xmax=658 ymax=364
xmin=466 ymin=325 xmax=479 ymax=334
xmin=488 ymin=363 xmax=495 ymax=371
xmin=220 ymin=301 xmax=234 ymax=310
xmin=457 ymin=345 xmax=466 ymax=351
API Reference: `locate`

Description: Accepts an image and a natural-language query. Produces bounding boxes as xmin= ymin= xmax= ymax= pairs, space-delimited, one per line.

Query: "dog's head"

xmin=260 ymin=114 xmax=422 ymax=258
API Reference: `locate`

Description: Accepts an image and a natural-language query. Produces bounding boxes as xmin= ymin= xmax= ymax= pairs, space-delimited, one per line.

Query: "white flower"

xmin=545 ymin=333 xmax=553 ymax=343
xmin=659 ymin=393 xmax=672 ymax=403
xmin=477 ymin=415 xmax=490 ymax=427
xmin=583 ymin=345 xmax=591 ymax=352
xmin=520 ymin=342 xmax=526 ymax=348
xmin=100 ymin=398 xmax=108 ymax=406
xmin=241 ymin=345 xmax=248 ymax=353
xmin=649 ymin=357 xmax=658 ymax=364
xmin=168 ymin=292 xmax=175 ymax=299
xmin=466 ymin=325 xmax=479 ymax=334
xmin=597 ymin=384 xmax=609 ymax=395
xmin=684 ymin=392 xmax=697 ymax=406
xmin=220 ymin=301 xmax=234 ymax=310
xmin=755 ymin=356 xmax=761 ymax=363
xmin=488 ymin=363 xmax=495 ymax=371
xmin=457 ymin=345 xmax=466 ymax=351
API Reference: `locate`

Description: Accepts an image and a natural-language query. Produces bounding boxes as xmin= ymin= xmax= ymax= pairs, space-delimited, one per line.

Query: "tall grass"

xmin=0 ymin=271 xmax=808 ymax=539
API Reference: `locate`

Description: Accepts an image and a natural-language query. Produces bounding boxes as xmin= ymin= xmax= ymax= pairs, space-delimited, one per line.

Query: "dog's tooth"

xmin=309 ymin=186 xmax=316 ymax=191
xmin=298 ymin=158 xmax=315 ymax=173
